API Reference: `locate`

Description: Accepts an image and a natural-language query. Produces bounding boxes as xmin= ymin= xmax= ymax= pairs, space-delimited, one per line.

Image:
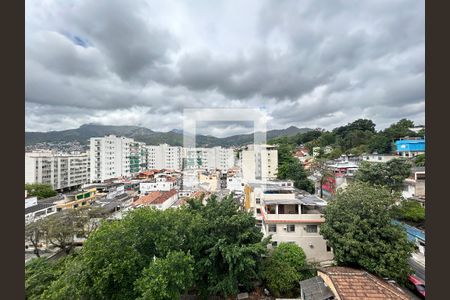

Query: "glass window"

xmin=305 ymin=225 xmax=318 ymax=233
xmin=271 ymin=241 xmax=278 ymax=247
xmin=268 ymin=224 xmax=277 ymax=232
xmin=287 ymin=224 xmax=295 ymax=232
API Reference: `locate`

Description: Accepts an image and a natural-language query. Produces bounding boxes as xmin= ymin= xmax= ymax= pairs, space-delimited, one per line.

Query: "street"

xmin=409 ymin=257 xmax=425 ymax=282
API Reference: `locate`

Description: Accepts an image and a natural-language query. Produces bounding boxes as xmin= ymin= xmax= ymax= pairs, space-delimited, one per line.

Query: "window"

xmin=287 ymin=224 xmax=295 ymax=232
xmin=268 ymin=224 xmax=277 ymax=232
xmin=305 ymin=225 xmax=318 ymax=233
xmin=378 ymin=156 xmax=382 ymax=161
xmin=271 ymin=241 xmax=278 ymax=247
xmin=256 ymin=198 xmax=261 ymax=204
xmin=256 ymin=208 xmax=261 ymax=215
xmin=326 ymin=243 xmax=332 ymax=252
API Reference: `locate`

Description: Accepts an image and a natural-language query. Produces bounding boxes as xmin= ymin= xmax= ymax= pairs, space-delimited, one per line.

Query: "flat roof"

xmin=25 ymin=202 xmax=56 ymax=215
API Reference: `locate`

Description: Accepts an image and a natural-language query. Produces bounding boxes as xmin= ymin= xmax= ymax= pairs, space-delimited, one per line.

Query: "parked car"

xmin=406 ymin=274 xmax=425 ymax=298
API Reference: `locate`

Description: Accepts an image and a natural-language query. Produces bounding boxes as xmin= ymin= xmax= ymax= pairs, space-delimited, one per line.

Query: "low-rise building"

xmin=402 ymin=167 xmax=425 ymax=199
xmin=132 ymin=189 xmax=178 ymax=210
xmin=300 ymin=266 xmax=410 ymax=300
xmin=25 ymin=196 xmax=58 ymax=224
xmin=245 ymin=180 xmax=334 ymax=264
xmin=395 ymin=138 xmax=425 ymax=158
xmin=361 ymin=154 xmax=398 ymax=163
xmin=54 ymin=188 xmax=97 ymax=210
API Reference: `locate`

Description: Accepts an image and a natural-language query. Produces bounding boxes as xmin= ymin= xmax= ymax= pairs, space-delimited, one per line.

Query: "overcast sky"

xmin=25 ymin=0 xmax=424 ymax=137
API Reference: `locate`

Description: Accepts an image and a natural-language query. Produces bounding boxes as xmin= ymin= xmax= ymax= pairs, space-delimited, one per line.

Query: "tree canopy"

xmin=354 ymin=159 xmax=412 ymax=191
xmin=262 ymin=243 xmax=310 ymax=298
xmin=276 ymin=143 xmax=314 ymax=193
xmin=25 ymin=183 xmax=57 ymax=199
xmin=26 ymin=195 xmax=270 ymax=299
xmin=320 ymin=183 xmax=414 ymax=282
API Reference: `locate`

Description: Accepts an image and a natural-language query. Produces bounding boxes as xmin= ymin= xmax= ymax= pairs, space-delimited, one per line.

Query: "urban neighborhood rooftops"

xmin=315 ymin=267 xmax=409 ymax=300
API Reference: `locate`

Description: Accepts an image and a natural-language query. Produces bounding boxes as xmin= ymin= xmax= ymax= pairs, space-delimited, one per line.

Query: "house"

xmin=54 ymin=188 xmax=97 ymax=210
xmin=402 ymin=167 xmax=425 ymax=199
xmin=25 ymin=196 xmax=58 ymax=224
xmin=361 ymin=154 xmax=398 ymax=163
xmin=132 ymin=189 xmax=178 ymax=210
xmin=300 ymin=267 xmax=410 ymax=300
xmin=395 ymin=138 xmax=425 ymax=157
xmin=245 ymin=180 xmax=334 ymax=264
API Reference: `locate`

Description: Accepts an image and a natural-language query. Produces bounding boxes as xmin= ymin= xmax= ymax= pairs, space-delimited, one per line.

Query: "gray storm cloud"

xmin=25 ymin=0 xmax=424 ymax=134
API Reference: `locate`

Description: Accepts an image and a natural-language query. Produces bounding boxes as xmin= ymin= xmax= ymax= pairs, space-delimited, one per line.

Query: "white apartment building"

xmin=147 ymin=144 xmax=183 ymax=171
xmin=90 ymin=135 xmax=133 ymax=182
xmin=244 ymin=180 xmax=334 ymax=264
xmin=241 ymin=144 xmax=278 ymax=181
xmin=25 ymin=151 xmax=90 ymax=191
xmin=183 ymin=147 xmax=235 ymax=171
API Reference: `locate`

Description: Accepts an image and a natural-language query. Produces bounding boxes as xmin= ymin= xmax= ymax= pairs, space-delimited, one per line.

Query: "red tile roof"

xmin=150 ymin=189 xmax=177 ymax=205
xmin=318 ymin=267 xmax=409 ymax=300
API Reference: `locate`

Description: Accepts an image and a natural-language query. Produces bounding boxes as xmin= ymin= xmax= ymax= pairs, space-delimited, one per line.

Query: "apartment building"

xmin=129 ymin=142 xmax=149 ymax=173
xmin=245 ymin=180 xmax=334 ymax=264
xmin=183 ymin=147 xmax=235 ymax=171
xmin=241 ymin=144 xmax=278 ymax=181
xmin=25 ymin=151 xmax=90 ymax=191
xmin=90 ymin=135 xmax=133 ymax=182
xmin=147 ymin=144 xmax=183 ymax=171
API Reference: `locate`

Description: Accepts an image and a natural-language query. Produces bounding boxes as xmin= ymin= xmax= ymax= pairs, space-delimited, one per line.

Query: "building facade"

xmin=245 ymin=181 xmax=334 ymax=264
xmin=241 ymin=144 xmax=278 ymax=181
xmin=147 ymin=144 xmax=183 ymax=171
xmin=183 ymin=147 xmax=235 ymax=171
xmin=25 ymin=151 xmax=90 ymax=191
xmin=395 ymin=138 xmax=425 ymax=157
xmin=90 ymin=135 xmax=133 ymax=182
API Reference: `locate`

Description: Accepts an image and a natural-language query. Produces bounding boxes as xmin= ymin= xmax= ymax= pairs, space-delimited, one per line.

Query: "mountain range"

xmin=25 ymin=124 xmax=311 ymax=147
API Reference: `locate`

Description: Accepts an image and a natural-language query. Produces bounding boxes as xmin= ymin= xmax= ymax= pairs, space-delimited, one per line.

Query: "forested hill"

xmin=25 ymin=124 xmax=311 ymax=147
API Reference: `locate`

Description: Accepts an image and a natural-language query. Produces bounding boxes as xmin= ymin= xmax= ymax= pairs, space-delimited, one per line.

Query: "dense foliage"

xmin=394 ymin=200 xmax=425 ymax=224
xmin=354 ymin=159 xmax=412 ymax=191
xmin=320 ymin=183 xmax=415 ymax=282
xmin=270 ymin=118 xmax=424 ymax=156
xmin=262 ymin=243 xmax=311 ymax=298
xmin=276 ymin=141 xmax=314 ymax=193
xmin=25 ymin=195 xmax=270 ymax=299
xmin=25 ymin=184 xmax=57 ymax=199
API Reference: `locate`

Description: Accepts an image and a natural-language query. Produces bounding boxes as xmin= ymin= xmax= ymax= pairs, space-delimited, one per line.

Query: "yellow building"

xmin=55 ymin=188 xmax=97 ymax=210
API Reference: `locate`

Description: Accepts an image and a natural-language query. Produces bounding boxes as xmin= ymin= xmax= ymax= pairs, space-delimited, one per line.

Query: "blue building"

xmin=395 ymin=139 xmax=425 ymax=157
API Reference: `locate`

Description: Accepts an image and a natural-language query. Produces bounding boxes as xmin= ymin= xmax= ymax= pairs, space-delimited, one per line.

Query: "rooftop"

xmin=318 ymin=267 xmax=409 ymax=300
xmin=25 ymin=202 xmax=56 ymax=215
xmin=300 ymin=276 xmax=334 ymax=300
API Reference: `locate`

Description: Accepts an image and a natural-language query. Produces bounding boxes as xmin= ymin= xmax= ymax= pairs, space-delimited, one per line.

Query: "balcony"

xmin=260 ymin=205 xmax=324 ymax=223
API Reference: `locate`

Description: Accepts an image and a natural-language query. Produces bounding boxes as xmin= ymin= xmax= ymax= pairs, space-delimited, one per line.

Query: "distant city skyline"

xmin=26 ymin=0 xmax=424 ymax=136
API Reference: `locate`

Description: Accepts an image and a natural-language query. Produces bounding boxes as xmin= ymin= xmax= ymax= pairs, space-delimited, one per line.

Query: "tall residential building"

xmin=25 ymin=151 xmax=90 ymax=191
xmin=147 ymin=144 xmax=183 ymax=170
xmin=183 ymin=147 xmax=235 ymax=170
xmin=90 ymin=135 xmax=133 ymax=182
xmin=130 ymin=141 xmax=149 ymax=173
xmin=241 ymin=144 xmax=278 ymax=181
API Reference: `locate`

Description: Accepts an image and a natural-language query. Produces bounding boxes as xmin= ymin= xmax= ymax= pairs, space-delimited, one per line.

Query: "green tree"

xmin=25 ymin=219 xmax=45 ymax=258
xmin=36 ymin=195 xmax=269 ymax=299
xmin=262 ymin=243 xmax=309 ymax=298
xmin=320 ymin=183 xmax=414 ymax=282
xmin=310 ymin=159 xmax=335 ymax=198
xmin=135 ymin=251 xmax=194 ymax=300
xmin=277 ymin=142 xmax=314 ymax=193
xmin=394 ymin=200 xmax=425 ymax=224
xmin=413 ymin=154 xmax=425 ymax=167
xmin=368 ymin=134 xmax=391 ymax=154
xmin=25 ymin=257 xmax=67 ymax=300
xmin=25 ymin=183 xmax=57 ymax=199
xmin=354 ymin=159 xmax=411 ymax=191
xmin=383 ymin=119 xmax=416 ymax=140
